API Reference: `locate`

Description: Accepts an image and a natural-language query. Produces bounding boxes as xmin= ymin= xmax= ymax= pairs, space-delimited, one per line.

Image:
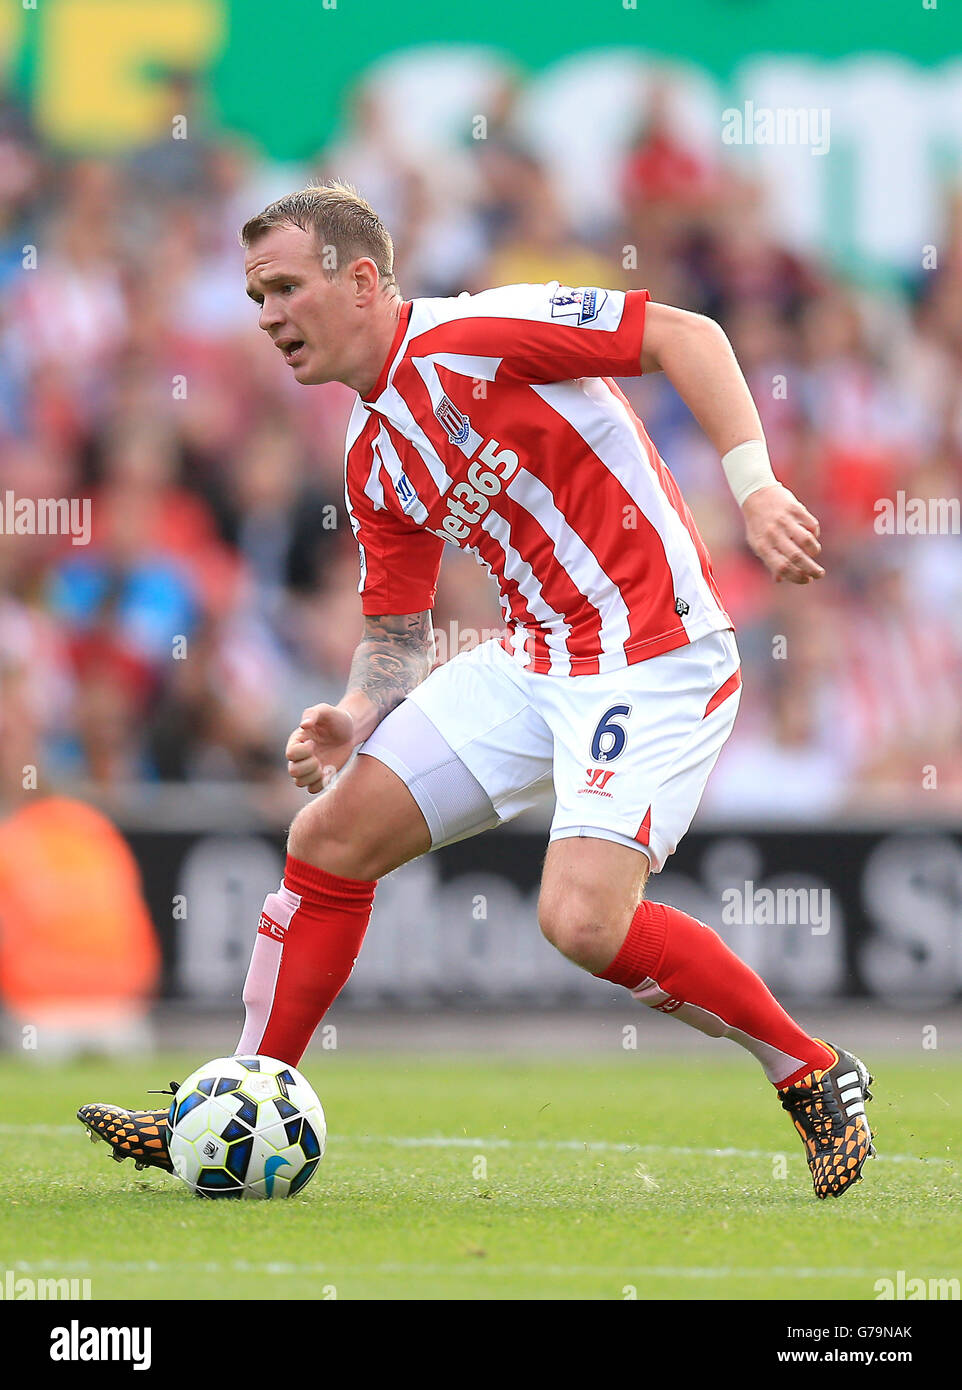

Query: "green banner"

xmin=5 ymin=0 xmax=958 ymax=157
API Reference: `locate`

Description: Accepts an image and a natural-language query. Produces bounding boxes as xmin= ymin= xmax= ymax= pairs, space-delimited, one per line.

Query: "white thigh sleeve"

xmin=359 ymin=698 xmax=501 ymax=850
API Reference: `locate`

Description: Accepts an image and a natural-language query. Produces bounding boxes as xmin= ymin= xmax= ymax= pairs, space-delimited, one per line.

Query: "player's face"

xmin=244 ymin=224 xmax=355 ymax=385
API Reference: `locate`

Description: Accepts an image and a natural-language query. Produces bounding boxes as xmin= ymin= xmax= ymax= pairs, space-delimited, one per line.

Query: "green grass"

xmin=0 ymin=1052 xmax=959 ymax=1300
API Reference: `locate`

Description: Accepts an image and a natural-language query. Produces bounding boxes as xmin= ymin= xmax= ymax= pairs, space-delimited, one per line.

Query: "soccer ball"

xmin=167 ymin=1055 xmax=326 ymax=1199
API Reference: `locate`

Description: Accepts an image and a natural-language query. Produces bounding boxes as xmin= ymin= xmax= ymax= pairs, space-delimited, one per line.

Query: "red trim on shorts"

xmin=635 ymin=806 xmax=652 ymax=845
xmin=703 ymin=667 xmax=742 ymax=719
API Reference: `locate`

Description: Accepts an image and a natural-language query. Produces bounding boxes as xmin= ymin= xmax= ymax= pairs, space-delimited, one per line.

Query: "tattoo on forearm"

xmin=347 ymin=612 xmax=435 ymax=721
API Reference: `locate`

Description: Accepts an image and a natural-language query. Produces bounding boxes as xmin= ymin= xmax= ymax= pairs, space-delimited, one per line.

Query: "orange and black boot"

xmin=77 ymin=1084 xmax=178 ymax=1173
xmin=778 ymin=1042 xmax=875 ymax=1199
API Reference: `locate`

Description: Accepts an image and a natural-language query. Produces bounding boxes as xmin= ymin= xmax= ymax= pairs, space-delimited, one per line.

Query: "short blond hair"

xmin=239 ymin=180 xmax=395 ymax=284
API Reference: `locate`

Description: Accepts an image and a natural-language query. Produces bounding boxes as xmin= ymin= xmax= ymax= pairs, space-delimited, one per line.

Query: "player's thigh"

xmin=538 ymin=835 xmax=651 ymax=970
xmin=362 ymin=639 xmax=554 ymax=851
xmin=287 ymin=749 xmax=432 ymax=880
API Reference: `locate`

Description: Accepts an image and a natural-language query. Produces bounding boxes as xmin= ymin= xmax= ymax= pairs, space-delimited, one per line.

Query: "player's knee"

xmin=286 ymin=797 xmax=338 ymax=866
xmin=286 ymin=796 xmax=379 ymax=881
xmin=538 ymin=893 xmax=610 ymax=968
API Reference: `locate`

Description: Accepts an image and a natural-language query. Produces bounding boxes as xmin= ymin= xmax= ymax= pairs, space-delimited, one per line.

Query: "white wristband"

xmin=721 ymin=440 xmax=779 ymax=507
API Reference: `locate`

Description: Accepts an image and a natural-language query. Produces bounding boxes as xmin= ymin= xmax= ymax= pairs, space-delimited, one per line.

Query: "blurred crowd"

xmin=1 ymin=68 xmax=961 ymax=819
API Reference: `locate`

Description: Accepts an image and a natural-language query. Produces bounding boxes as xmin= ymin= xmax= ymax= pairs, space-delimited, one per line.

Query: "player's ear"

xmin=351 ymin=257 xmax=381 ymax=305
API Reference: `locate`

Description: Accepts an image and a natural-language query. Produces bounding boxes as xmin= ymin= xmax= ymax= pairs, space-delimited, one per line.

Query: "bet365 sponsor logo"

xmin=437 ymin=438 xmax=520 ymax=544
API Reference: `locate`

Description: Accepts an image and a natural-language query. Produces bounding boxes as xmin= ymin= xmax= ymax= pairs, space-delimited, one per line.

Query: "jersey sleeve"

xmin=345 ymin=419 xmax=444 ymax=616
xmin=414 ymin=283 xmax=650 ymax=385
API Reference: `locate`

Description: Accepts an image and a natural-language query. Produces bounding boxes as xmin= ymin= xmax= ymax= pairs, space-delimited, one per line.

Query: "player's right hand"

xmin=285 ymin=703 xmax=356 ymax=794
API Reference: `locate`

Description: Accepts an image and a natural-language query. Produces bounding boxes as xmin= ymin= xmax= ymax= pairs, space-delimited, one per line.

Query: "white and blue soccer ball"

xmin=167 ymin=1055 xmax=326 ymax=1199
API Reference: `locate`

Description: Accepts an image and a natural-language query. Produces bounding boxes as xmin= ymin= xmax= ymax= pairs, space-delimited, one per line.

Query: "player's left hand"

xmin=742 ymin=484 xmax=824 ymax=584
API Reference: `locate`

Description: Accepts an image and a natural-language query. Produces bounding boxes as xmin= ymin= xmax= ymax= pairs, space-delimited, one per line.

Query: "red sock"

xmin=235 ymin=854 xmax=376 ymax=1066
xmin=596 ymin=900 xmax=833 ymax=1087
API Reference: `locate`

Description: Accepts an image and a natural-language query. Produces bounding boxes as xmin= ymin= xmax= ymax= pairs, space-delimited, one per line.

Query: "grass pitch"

xmin=1 ymin=1050 xmax=959 ymax=1301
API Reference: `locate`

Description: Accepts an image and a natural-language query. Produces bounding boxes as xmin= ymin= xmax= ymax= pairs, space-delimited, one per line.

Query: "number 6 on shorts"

xmin=590 ymin=704 xmax=631 ymax=763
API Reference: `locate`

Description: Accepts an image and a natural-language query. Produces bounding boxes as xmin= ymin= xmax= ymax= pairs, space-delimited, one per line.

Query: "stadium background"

xmin=0 ymin=0 xmax=960 ymax=1052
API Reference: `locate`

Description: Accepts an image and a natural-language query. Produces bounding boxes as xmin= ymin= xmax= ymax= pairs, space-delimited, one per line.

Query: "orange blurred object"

xmin=0 ymin=796 xmax=160 ymax=1054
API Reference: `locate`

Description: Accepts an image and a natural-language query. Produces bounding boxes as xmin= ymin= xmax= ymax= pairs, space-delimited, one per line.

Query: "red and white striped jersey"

xmin=343 ymin=281 xmax=732 ymax=676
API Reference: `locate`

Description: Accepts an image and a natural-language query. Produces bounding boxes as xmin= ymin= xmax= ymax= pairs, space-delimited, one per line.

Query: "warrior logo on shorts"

xmin=584 ymin=768 xmax=615 ymax=790
xmin=435 ymin=395 xmax=471 ymax=446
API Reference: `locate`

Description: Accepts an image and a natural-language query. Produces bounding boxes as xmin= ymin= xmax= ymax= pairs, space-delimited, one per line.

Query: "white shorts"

xmin=360 ymin=629 xmax=741 ymax=873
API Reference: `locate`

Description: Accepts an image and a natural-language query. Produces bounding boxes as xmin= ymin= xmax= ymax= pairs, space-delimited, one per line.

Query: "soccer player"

xmin=80 ymin=182 xmax=874 ymax=1199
